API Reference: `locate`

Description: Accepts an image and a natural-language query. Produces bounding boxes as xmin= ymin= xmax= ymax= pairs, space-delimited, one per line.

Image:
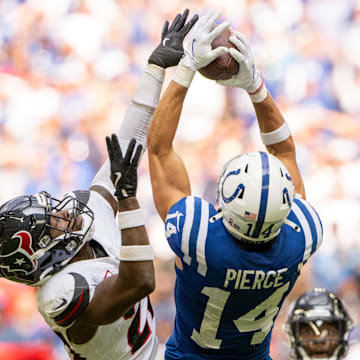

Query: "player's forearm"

xmin=117 ymin=64 xmax=165 ymax=153
xmin=147 ymin=81 xmax=188 ymax=155
xmin=253 ymin=94 xmax=306 ymax=197
xmin=117 ymin=197 xmax=155 ymax=295
xmin=90 ymin=65 xmax=165 ymax=198
xmin=253 ymin=94 xmax=296 ymax=156
xmin=118 ymin=197 xmax=150 ymax=246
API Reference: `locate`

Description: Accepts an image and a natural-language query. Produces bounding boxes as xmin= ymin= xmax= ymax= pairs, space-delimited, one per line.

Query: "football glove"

xmin=217 ymin=30 xmax=262 ymax=93
xmin=180 ymin=10 xmax=230 ymax=72
xmin=106 ymin=135 xmax=142 ymax=200
xmin=148 ymin=9 xmax=199 ymax=69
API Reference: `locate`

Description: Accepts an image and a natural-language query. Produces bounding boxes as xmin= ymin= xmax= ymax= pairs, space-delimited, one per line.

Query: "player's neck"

xmin=69 ymin=242 xmax=94 ymax=264
xmin=237 ymin=237 xmax=277 ymax=252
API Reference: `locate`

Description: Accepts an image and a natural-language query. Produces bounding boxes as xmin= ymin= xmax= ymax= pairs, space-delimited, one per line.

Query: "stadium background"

xmin=0 ymin=0 xmax=359 ymax=358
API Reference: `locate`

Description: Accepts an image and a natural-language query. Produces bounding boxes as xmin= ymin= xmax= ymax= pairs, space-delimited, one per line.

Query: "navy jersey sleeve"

xmin=290 ymin=197 xmax=323 ymax=266
xmin=165 ymin=196 xmax=217 ymax=276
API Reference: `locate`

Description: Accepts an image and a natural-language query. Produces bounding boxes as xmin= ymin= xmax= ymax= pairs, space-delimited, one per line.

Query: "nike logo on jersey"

xmin=54 ymin=298 xmax=67 ymax=310
xmin=114 ymin=172 xmax=122 ymax=186
xmin=162 ymin=37 xmax=170 ymax=46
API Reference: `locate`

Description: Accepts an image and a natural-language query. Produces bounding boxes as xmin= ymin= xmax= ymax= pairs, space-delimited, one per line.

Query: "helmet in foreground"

xmin=284 ymin=288 xmax=354 ymax=359
xmin=217 ymin=151 xmax=294 ymax=243
xmin=0 ymin=191 xmax=94 ymax=286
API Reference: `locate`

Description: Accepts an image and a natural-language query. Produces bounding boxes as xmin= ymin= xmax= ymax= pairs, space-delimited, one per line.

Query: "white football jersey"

xmin=37 ymin=190 xmax=158 ymax=360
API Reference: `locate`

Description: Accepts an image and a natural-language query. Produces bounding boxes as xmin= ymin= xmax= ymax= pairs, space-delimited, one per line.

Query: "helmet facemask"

xmin=293 ymin=319 xmax=345 ymax=359
xmin=284 ymin=289 xmax=354 ymax=360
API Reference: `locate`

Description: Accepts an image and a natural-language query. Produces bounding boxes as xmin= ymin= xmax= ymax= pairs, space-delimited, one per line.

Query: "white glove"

xmin=180 ymin=11 xmax=230 ymax=72
xmin=217 ymin=30 xmax=267 ymax=102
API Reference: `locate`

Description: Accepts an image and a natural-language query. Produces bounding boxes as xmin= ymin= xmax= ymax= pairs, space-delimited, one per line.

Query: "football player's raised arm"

xmin=90 ymin=9 xmax=198 ymax=214
xmin=89 ymin=62 xmax=165 ymax=215
xmin=71 ymin=136 xmax=154 ymax=331
xmin=148 ymin=11 xmax=230 ymax=221
xmin=147 ymin=81 xmax=192 ymax=221
xmin=216 ymin=30 xmax=305 ymax=199
xmin=252 ymin=95 xmax=306 ymax=199
xmin=80 ymin=198 xmax=154 ymax=326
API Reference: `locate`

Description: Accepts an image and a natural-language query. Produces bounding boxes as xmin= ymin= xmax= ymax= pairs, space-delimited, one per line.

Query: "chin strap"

xmin=209 ymin=211 xmax=223 ymax=223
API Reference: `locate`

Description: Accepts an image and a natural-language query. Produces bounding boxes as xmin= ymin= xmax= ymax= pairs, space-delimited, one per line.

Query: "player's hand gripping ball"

xmin=199 ymin=27 xmax=239 ymax=80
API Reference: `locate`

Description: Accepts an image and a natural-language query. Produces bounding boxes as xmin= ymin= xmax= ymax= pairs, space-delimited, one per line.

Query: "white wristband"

xmin=117 ymin=209 xmax=145 ymax=230
xmin=248 ymin=78 xmax=268 ymax=103
xmin=260 ymin=122 xmax=292 ymax=145
xmin=173 ymin=63 xmax=196 ymax=88
xmin=119 ymin=245 xmax=154 ymax=261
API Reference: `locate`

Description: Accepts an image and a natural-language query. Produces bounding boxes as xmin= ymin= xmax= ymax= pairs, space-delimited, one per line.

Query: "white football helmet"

xmin=217 ymin=151 xmax=294 ymax=243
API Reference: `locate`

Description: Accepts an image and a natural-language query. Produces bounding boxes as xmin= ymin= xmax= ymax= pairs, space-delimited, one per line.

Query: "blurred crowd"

xmin=0 ymin=0 xmax=359 ymax=359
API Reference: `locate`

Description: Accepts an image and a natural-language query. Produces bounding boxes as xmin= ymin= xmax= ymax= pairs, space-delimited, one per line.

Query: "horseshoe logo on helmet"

xmin=221 ymin=169 xmax=245 ymax=203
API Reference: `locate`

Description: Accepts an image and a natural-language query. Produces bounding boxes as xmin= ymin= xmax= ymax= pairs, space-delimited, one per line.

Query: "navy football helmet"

xmin=0 ymin=191 xmax=94 ymax=286
xmin=284 ymin=288 xmax=353 ymax=360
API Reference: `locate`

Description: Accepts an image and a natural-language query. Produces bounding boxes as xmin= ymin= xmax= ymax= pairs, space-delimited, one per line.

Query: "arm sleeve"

xmin=91 ymin=64 xmax=165 ymax=195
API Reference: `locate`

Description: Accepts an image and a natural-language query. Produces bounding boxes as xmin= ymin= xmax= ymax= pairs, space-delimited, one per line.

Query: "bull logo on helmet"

xmin=0 ymin=230 xmax=38 ymax=275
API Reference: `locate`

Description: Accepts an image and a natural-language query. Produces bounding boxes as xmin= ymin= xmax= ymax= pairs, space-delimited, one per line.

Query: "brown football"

xmin=199 ymin=27 xmax=239 ymax=81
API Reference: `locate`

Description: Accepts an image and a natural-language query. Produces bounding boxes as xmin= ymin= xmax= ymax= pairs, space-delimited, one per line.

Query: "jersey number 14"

xmin=191 ymin=282 xmax=290 ymax=349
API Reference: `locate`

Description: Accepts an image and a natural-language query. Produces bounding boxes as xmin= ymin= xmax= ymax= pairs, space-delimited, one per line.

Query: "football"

xmin=199 ymin=27 xmax=239 ymax=81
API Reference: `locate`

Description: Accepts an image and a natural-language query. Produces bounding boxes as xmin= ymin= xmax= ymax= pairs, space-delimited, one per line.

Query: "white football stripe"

xmin=196 ymin=200 xmax=209 ymax=276
xmin=300 ymin=200 xmax=323 ymax=251
xmin=181 ymin=197 xmax=194 ymax=265
xmin=292 ymin=202 xmax=313 ymax=263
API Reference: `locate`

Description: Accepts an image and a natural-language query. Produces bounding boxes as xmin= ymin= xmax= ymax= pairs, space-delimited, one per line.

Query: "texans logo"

xmin=13 ymin=231 xmax=37 ymax=266
xmin=0 ymin=231 xmax=38 ymax=271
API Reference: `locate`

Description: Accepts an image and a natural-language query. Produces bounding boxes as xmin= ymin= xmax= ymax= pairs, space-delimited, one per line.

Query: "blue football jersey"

xmin=164 ymin=196 xmax=323 ymax=360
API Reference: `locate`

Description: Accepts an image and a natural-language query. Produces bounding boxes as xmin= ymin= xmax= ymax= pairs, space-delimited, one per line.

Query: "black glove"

xmin=148 ymin=9 xmax=199 ymax=68
xmin=106 ymin=135 xmax=143 ymax=200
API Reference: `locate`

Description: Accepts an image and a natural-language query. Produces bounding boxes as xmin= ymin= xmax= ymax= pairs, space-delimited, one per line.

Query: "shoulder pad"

xmin=43 ymin=272 xmax=90 ymax=327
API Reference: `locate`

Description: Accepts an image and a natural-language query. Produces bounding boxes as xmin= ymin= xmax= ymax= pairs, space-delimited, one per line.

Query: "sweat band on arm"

xmin=260 ymin=122 xmax=292 ymax=145
xmin=172 ymin=64 xmax=196 ymax=88
xmin=248 ymin=78 xmax=268 ymax=103
xmin=119 ymin=245 xmax=154 ymax=261
xmin=117 ymin=209 xmax=145 ymax=230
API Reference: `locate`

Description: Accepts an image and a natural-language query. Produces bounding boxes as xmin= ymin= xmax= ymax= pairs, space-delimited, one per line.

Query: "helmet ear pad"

xmin=217 ymin=152 xmax=294 ymax=243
